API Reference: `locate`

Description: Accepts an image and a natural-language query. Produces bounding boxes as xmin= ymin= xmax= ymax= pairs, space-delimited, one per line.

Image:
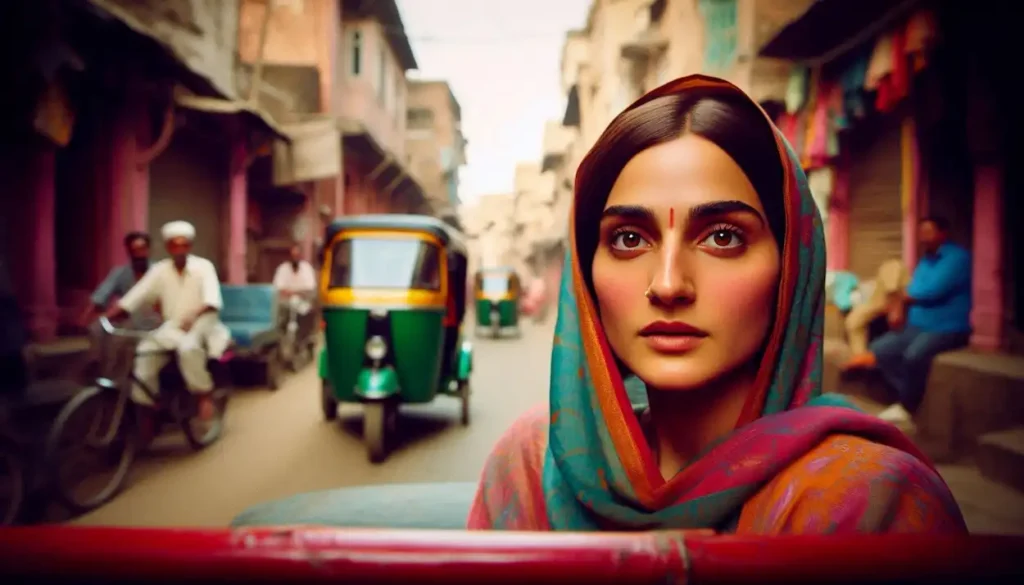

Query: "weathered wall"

xmin=88 ymin=0 xmax=241 ymax=98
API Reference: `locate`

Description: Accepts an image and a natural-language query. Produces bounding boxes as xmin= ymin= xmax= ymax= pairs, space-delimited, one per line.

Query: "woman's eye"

xmin=701 ymin=229 xmax=743 ymax=250
xmin=610 ymin=230 xmax=649 ymax=251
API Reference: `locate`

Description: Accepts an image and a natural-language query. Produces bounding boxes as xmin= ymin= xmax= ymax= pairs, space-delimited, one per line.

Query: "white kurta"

xmin=273 ymin=260 xmax=317 ymax=315
xmin=118 ymin=255 xmax=230 ymax=404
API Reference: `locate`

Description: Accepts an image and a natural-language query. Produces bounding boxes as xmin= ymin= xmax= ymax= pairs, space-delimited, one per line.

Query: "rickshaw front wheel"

xmin=321 ymin=379 xmax=338 ymax=422
xmin=364 ymin=402 xmax=390 ymax=464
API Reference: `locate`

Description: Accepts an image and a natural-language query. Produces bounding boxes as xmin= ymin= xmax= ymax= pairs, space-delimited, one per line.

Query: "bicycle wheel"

xmin=0 ymin=434 xmax=25 ymax=526
xmin=44 ymin=386 xmax=136 ymax=514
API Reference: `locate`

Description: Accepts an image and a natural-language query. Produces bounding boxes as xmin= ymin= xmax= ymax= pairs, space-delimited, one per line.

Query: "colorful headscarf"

xmin=539 ymin=75 xmax=931 ymax=530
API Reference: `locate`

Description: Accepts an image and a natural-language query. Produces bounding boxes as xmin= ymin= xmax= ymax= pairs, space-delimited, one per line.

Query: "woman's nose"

xmin=646 ymin=246 xmax=695 ymax=306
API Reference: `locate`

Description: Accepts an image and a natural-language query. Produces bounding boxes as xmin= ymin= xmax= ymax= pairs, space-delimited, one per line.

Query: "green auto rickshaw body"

xmin=318 ymin=214 xmax=473 ymax=460
xmin=473 ymin=267 xmax=521 ymax=334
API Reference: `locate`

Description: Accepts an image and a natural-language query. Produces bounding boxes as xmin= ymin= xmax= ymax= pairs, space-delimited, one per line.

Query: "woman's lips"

xmin=642 ymin=334 xmax=706 ymax=354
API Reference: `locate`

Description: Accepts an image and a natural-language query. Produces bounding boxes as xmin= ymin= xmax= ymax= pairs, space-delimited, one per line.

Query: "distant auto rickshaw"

xmin=473 ymin=267 xmax=521 ymax=338
xmin=317 ymin=215 xmax=473 ymax=463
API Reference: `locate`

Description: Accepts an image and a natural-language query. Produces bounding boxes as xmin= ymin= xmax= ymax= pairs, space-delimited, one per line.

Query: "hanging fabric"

xmin=785 ymin=65 xmax=809 ymax=114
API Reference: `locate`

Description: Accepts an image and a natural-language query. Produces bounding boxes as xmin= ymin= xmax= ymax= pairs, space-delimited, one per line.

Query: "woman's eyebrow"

xmin=601 ymin=204 xmax=657 ymax=223
xmin=688 ymin=200 xmax=765 ymax=226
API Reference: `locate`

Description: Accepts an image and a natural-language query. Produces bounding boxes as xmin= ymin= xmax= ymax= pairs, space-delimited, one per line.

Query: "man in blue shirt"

xmin=844 ymin=217 xmax=972 ymax=423
xmin=81 ymin=232 xmax=161 ymax=377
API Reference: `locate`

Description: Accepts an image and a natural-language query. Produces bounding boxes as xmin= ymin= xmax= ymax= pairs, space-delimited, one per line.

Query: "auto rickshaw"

xmin=317 ymin=215 xmax=473 ymax=463
xmin=473 ymin=267 xmax=521 ymax=338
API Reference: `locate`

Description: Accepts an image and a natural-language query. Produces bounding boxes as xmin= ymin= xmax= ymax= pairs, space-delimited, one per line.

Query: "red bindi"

xmin=669 ymin=207 xmax=675 ymax=228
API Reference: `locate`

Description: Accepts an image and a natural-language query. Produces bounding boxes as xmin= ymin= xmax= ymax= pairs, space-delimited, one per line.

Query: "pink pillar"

xmin=226 ymin=139 xmax=249 ymax=284
xmin=25 ymin=146 xmax=59 ymax=342
xmin=970 ymin=162 xmax=1005 ymax=351
xmin=128 ymin=100 xmax=150 ymax=231
xmin=901 ymin=118 xmax=924 ymax=269
xmin=826 ymin=158 xmax=850 ymax=271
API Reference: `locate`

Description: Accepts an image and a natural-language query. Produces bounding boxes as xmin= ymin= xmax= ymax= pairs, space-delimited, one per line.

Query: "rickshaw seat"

xmin=231 ymin=482 xmax=477 ymax=529
xmin=219 ymin=285 xmax=280 ymax=351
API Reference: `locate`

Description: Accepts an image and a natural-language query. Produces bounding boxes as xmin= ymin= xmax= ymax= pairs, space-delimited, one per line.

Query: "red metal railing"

xmin=0 ymin=527 xmax=1021 ymax=584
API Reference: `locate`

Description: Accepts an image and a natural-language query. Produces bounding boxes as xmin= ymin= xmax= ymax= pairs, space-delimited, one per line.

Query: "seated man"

xmin=272 ymin=242 xmax=317 ymax=315
xmin=105 ymin=221 xmax=230 ymax=425
xmin=844 ymin=217 xmax=972 ymax=423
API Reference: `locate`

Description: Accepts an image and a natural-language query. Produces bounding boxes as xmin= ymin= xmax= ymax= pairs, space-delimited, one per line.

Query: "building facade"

xmin=1 ymin=0 xmax=280 ymax=342
xmin=405 ymin=80 xmax=468 ymax=224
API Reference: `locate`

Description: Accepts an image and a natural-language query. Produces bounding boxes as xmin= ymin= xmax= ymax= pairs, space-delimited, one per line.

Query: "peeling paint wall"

xmin=88 ymin=0 xmax=241 ymax=98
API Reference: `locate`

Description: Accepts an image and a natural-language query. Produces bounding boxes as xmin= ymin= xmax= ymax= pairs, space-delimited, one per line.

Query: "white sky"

xmin=397 ymin=0 xmax=591 ymax=204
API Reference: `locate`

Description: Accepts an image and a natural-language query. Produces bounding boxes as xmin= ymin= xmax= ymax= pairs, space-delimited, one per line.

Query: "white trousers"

xmin=131 ymin=313 xmax=231 ymax=406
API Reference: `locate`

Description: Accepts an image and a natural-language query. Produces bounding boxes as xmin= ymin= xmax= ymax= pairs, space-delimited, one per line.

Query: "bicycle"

xmin=0 ymin=428 xmax=25 ymax=526
xmin=43 ymin=316 xmax=231 ymax=514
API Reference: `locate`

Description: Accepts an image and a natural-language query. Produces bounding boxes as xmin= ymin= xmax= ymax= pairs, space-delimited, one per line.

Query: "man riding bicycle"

xmin=104 ymin=221 xmax=230 ymax=427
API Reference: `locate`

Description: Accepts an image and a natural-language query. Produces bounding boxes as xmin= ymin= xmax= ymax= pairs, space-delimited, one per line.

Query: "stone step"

xmin=977 ymin=427 xmax=1024 ymax=494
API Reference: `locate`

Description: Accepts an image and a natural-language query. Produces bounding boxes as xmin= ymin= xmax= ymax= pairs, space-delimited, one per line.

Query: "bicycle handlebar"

xmin=98 ymin=316 xmax=150 ymax=340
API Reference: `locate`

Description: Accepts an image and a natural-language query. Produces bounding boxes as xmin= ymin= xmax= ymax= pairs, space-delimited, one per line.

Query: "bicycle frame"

xmin=89 ymin=317 xmax=192 ymax=444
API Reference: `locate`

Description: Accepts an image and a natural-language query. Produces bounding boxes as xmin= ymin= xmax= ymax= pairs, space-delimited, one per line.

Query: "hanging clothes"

xmin=839 ymin=52 xmax=870 ymax=121
xmin=806 ymin=77 xmax=834 ymax=168
xmin=905 ymin=9 xmax=939 ymax=72
xmin=876 ymin=28 xmax=909 ymax=113
xmin=864 ymin=33 xmax=894 ymax=91
xmin=785 ymin=65 xmax=810 ymax=114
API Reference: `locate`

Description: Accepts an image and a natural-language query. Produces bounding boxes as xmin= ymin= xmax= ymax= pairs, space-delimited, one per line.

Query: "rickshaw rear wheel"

xmin=459 ymin=382 xmax=471 ymax=426
xmin=364 ymin=402 xmax=389 ymax=463
xmin=266 ymin=347 xmax=284 ymax=391
xmin=321 ymin=379 xmax=338 ymax=421
xmin=0 ymin=435 xmax=25 ymax=526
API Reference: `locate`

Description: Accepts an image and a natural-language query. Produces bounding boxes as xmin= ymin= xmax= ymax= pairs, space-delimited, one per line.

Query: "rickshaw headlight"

xmin=369 ymin=307 xmax=388 ymax=320
xmin=365 ymin=335 xmax=387 ymax=360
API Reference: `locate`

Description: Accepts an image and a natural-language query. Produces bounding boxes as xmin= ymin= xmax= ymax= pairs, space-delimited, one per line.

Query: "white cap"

xmin=161 ymin=220 xmax=196 ymax=242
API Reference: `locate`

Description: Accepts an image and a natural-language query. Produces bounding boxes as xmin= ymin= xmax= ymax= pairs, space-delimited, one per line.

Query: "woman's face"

xmin=591 ymin=134 xmax=781 ymax=391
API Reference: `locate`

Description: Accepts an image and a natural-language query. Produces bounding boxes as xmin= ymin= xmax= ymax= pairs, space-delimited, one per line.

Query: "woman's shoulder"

xmin=467 ymin=404 xmax=550 ymax=530
xmin=738 ymin=434 xmax=967 ymax=534
xmin=484 ymin=404 xmax=549 ymax=470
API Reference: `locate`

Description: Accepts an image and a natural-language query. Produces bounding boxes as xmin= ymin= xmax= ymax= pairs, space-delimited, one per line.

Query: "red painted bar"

xmin=0 ymin=527 xmax=1021 ymax=583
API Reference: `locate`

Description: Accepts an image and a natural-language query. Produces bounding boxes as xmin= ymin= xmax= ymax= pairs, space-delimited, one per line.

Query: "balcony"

xmin=620 ymin=27 xmax=669 ymax=62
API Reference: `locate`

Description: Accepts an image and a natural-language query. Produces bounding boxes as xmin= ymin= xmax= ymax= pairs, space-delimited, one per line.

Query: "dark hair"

xmin=123 ymin=231 xmax=150 ymax=248
xmin=920 ymin=216 xmax=950 ymax=232
xmin=574 ymin=87 xmax=786 ymax=287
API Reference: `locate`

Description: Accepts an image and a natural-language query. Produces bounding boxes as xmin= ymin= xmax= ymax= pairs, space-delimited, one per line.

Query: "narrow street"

xmin=73 ymin=317 xmax=555 ymax=527
xmin=68 ymin=312 xmax=1024 ymax=533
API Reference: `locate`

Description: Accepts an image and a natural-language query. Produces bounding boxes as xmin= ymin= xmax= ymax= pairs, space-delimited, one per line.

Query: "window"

xmin=350 ymin=30 xmax=362 ymax=76
xmin=377 ymin=47 xmax=387 ymax=104
xmin=330 ymin=237 xmax=441 ymax=291
xmin=406 ymin=108 xmax=434 ymax=130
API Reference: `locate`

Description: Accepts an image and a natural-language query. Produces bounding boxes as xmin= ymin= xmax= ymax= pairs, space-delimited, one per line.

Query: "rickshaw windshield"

xmin=480 ymin=275 xmax=509 ymax=295
xmin=330 ymin=236 xmax=441 ymax=291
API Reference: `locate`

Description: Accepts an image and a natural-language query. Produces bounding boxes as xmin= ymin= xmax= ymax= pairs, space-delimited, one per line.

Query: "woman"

xmin=467 ymin=76 xmax=965 ymax=534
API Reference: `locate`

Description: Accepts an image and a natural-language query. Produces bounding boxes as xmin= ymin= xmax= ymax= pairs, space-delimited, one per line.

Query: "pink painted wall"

xmin=970 ymin=162 xmax=1005 ymax=351
xmin=25 ymin=145 xmax=59 ymax=342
